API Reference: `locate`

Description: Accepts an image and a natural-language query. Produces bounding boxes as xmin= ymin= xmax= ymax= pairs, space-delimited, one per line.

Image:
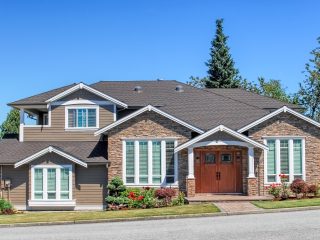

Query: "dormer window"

xmin=65 ymin=106 xmax=99 ymax=129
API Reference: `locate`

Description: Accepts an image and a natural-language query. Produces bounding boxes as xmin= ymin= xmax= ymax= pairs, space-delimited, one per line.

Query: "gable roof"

xmin=174 ymin=125 xmax=268 ymax=153
xmin=94 ymin=105 xmax=205 ymax=136
xmin=206 ymin=88 xmax=302 ymax=110
xmin=14 ymin=146 xmax=88 ymax=168
xmin=8 ymin=80 xmax=302 ymax=131
xmin=45 ymin=83 xmax=128 ymax=108
xmin=0 ymin=139 xmax=108 ymax=165
xmin=238 ymin=106 xmax=320 ymax=133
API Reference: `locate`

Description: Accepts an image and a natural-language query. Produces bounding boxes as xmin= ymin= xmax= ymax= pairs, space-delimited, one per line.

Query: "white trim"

xmin=248 ymin=147 xmax=255 ymax=178
xmin=30 ymin=164 xmax=73 ymax=202
xmin=19 ymin=109 xmax=24 ymax=142
xmin=28 ymin=200 xmax=76 ymax=207
xmin=94 ymin=105 xmax=204 ymax=136
xmin=191 ymin=140 xmax=254 ymax=149
xmin=264 ymin=138 xmax=306 ymax=184
xmin=65 ymin=105 xmax=99 ymax=130
xmin=48 ymin=104 xmax=52 ymax=127
xmin=45 ymin=83 xmax=128 ymax=108
xmin=51 ymin=100 xmax=114 ymax=106
xmin=174 ymin=125 xmax=268 ymax=153
xmin=174 ymin=140 xmax=178 ymax=184
xmin=113 ymin=104 xmax=117 ymax=122
xmin=43 ymin=113 xmax=49 ymax=126
xmin=238 ymin=106 xmax=320 ymax=133
xmin=75 ymin=205 xmax=106 ymax=211
xmin=187 ymin=147 xmax=195 ymax=179
xmin=14 ymin=146 xmax=88 ymax=168
xmin=123 ymin=139 xmax=178 ymax=186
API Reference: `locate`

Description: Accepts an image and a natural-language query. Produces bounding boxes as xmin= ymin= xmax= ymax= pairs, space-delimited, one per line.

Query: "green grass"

xmin=252 ymin=198 xmax=320 ymax=209
xmin=0 ymin=204 xmax=219 ymax=225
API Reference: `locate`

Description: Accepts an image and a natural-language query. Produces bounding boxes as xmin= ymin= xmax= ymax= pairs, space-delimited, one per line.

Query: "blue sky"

xmin=0 ymin=0 xmax=319 ymax=123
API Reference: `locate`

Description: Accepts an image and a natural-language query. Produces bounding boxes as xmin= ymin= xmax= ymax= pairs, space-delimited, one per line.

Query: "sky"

xmin=0 ymin=0 xmax=319 ymax=123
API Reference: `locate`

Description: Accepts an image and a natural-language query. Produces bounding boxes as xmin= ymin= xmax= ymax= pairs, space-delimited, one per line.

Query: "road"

xmin=1 ymin=210 xmax=320 ymax=240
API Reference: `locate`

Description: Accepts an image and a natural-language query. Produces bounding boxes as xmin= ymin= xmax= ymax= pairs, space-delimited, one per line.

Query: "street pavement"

xmin=1 ymin=209 xmax=320 ymax=240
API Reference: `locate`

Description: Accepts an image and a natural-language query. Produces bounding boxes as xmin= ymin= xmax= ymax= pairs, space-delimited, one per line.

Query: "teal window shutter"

xmin=152 ymin=141 xmax=161 ymax=184
xmin=139 ymin=141 xmax=148 ymax=184
xmin=126 ymin=142 xmax=135 ymax=183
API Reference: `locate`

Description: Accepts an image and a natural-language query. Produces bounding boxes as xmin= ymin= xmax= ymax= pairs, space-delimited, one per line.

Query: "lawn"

xmin=0 ymin=204 xmax=219 ymax=225
xmin=252 ymin=198 xmax=320 ymax=209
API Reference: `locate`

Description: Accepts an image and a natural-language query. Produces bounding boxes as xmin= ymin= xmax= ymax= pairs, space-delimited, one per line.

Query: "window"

xmin=43 ymin=114 xmax=48 ymax=125
xmin=265 ymin=138 xmax=304 ymax=183
xmin=66 ymin=107 xmax=98 ymax=129
xmin=32 ymin=165 xmax=72 ymax=200
xmin=204 ymin=153 xmax=215 ymax=164
xmin=123 ymin=140 xmax=177 ymax=185
xmin=221 ymin=153 xmax=232 ymax=163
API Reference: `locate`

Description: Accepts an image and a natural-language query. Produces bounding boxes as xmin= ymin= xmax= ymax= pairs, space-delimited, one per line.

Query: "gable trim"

xmin=174 ymin=125 xmax=268 ymax=153
xmin=94 ymin=105 xmax=205 ymax=136
xmin=14 ymin=146 xmax=88 ymax=168
xmin=237 ymin=106 xmax=320 ymax=133
xmin=45 ymin=83 xmax=128 ymax=108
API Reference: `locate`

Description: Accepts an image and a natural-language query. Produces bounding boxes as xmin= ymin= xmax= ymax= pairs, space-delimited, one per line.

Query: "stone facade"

xmin=107 ymin=111 xmax=192 ymax=191
xmin=249 ymin=112 xmax=320 ymax=195
xmin=186 ymin=178 xmax=195 ymax=197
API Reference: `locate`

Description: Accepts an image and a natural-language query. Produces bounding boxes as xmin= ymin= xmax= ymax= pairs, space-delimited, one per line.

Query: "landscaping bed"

xmin=0 ymin=204 xmax=219 ymax=225
xmin=252 ymin=198 xmax=320 ymax=209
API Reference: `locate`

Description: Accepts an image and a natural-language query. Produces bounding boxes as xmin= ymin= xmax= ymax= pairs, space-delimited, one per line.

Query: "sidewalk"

xmin=214 ymin=201 xmax=263 ymax=214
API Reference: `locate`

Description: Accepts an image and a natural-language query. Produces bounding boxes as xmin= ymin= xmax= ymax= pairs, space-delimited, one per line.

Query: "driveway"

xmin=1 ymin=210 xmax=320 ymax=240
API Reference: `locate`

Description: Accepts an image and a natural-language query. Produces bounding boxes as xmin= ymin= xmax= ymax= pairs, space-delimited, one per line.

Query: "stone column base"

xmin=186 ymin=178 xmax=196 ymax=197
xmin=247 ymin=177 xmax=258 ymax=196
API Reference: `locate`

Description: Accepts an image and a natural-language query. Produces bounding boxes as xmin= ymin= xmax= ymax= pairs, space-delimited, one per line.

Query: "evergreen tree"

xmin=298 ymin=37 xmax=320 ymax=120
xmin=0 ymin=109 xmax=20 ymax=138
xmin=205 ymin=18 xmax=240 ymax=88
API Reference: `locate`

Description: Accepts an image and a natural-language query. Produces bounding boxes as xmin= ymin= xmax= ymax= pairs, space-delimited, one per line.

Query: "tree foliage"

xmin=205 ymin=18 xmax=240 ymax=88
xmin=0 ymin=109 xmax=20 ymax=138
xmin=298 ymin=37 xmax=320 ymax=120
xmin=241 ymin=77 xmax=297 ymax=104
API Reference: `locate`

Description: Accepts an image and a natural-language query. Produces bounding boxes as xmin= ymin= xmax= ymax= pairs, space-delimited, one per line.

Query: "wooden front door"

xmin=195 ymin=150 xmax=243 ymax=193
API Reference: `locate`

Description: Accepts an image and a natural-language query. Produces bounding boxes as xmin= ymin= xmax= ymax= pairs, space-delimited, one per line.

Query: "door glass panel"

xmin=221 ymin=154 xmax=232 ymax=163
xmin=204 ymin=153 xmax=215 ymax=164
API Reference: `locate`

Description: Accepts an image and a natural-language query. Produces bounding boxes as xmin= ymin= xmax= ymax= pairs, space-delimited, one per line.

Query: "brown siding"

xmin=24 ymin=104 xmax=114 ymax=141
xmin=249 ymin=112 xmax=320 ymax=195
xmin=75 ymin=165 xmax=107 ymax=205
xmin=107 ymin=111 xmax=193 ymax=191
xmin=60 ymin=89 xmax=106 ymax=101
xmin=1 ymin=165 xmax=28 ymax=206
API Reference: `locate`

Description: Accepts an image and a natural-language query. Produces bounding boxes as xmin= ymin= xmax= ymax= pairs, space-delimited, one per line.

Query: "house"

xmin=0 ymin=80 xmax=319 ymax=210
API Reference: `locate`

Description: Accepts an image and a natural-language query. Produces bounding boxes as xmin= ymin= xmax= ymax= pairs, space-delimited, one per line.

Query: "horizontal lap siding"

xmin=75 ymin=165 xmax=107 ymax=205
xmin=1 ymin=166 xmax=28 ymax=206
xmin=24 ymin=104 xmax=114 ymax=141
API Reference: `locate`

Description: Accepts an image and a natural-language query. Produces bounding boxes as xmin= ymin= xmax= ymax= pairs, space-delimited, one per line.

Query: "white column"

xmin=148 ymin=141 xmax=153 ymax=184
xmin=174 ymin=140 xmax=178 ymax=184
xmin=19 ymin=109 xmax=25 ymax=142
xmin=187 ymin=147 xmax=195 ymax=179
xmin=248 ymin=146 xmax=255 ymax=178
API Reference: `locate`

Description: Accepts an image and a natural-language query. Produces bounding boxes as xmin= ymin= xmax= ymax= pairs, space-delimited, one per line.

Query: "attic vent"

xmin=134 ymin=86 xmax=143 ymax=93
xmin=175 ymin=85 xmax=184 ymax=92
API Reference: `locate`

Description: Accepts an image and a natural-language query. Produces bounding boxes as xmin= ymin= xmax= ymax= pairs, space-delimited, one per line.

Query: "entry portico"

xmin=175 ymin=125 xmax=268 ymax=197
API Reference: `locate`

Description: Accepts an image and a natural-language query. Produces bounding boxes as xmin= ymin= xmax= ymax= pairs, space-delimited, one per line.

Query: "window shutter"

xmin=152 ymin=141 xmax=161 ymax=184
xmin=126 ymin=142 xmax=135 ymax=183
xmin=139 ymin=142 xmax=148 ymax=183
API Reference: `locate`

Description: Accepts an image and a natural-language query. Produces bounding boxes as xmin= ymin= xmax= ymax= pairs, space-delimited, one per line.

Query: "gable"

xmin=59 ymin=89 xmax=107 ymax=102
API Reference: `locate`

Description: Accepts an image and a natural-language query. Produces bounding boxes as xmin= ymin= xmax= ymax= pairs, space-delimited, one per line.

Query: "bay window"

xmin=265 ymin=138 xmax=305 ymax=183
xmin=32 ymin=165 xmax=72 ymax=200
xmin=66 ymin=106 xmax=98 ymax=129
xmin=123 ymin=139 xmax=178 ymax=185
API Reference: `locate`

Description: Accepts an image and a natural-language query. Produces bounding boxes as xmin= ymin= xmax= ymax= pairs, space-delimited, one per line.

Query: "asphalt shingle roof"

xmin=8 ymin=80 xmax=302 ymax=131
xmin=0 ymin=139 xmax=107 ymax=164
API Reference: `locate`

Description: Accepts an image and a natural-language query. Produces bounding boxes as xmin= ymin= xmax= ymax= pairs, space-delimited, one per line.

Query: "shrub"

xmin=266 ymin=183 xmax=282 ymax=199
xmin=290 ymin=179 xmax=308 ymax=198
xmin=107 ymin=177 xmax=126 ymax=197
xmin=155 ymin=188 xmax=176 ymax=206
xmin=307 ymin=184 xmax=318 ymax=196
xmin=106 ymin=177 xmax=129 ymax=210
xmin=172 ymin=192 xmax=185 ymax=206
xmin=0 ymin=199 xmax=14 ymax=215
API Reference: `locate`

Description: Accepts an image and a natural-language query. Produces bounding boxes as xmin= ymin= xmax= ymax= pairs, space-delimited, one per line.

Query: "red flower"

xmin=138 ymin=196 xmax=144 ymax=201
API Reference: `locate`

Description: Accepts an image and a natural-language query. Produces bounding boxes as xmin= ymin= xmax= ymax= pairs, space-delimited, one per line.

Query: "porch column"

xmin=248 ymin=146 xmax=255 ymax=178
xmin=19 ymin=109 xmax=25 ymax=142
xmin=187 ymin=147 xmax=194 ymax=179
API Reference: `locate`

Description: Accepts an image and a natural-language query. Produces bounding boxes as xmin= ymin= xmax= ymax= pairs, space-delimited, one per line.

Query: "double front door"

xmin=195 ymin=150 xmax=243 ymax=193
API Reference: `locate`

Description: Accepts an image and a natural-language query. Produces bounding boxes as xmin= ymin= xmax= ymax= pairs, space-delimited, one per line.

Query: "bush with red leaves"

xmin=290 ymin=179 xmax=308 ymax=197
xmin=307 ymin=184 xmax=318 ymax=196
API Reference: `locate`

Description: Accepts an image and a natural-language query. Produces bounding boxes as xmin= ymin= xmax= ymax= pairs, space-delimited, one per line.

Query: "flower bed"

xmin=265 ymin=174 xmax=319 ymax=201
xmin=106 ymin=177 xmax=185 ymax=210
xmin=0 ymin=198 xmax=14 ymax=215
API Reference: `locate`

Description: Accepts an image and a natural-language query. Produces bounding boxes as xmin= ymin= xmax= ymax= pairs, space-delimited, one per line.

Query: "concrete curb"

xmin=1 ymin=206 xmax=320 ymax=228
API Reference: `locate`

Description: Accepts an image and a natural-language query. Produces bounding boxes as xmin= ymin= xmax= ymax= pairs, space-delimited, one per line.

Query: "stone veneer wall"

xmin=249 ymin=112 xmax=320 ymax=195
xmin=107 ymin=111 xmax=192 ymax=192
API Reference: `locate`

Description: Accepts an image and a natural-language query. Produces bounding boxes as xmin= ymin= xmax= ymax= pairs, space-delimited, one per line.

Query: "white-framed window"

xmin=43 ymin=114 xmax=49 ymax=125
xmin=264 ymin=137 xmax=305 ymax=184
xmin=31 ymin=165 xmax=72 ymax=200
xmin=123 ymin=139 xmax=178 ymax=186
xmin=65 ymin=106 xmax=99 ymax=129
